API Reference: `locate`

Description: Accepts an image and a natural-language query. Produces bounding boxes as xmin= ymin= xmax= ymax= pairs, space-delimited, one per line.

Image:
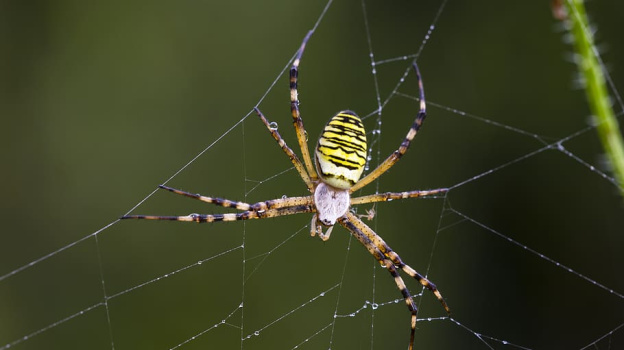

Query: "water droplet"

xmin=269 ymin=121 xmax=278 ymax=130
xmin=371 ymin=303 xmax=379 ymax=310
xmin=320 ymin=292 xmax=325 ymax=297
xmin=254 ymin=331 xmax=260 ymax=336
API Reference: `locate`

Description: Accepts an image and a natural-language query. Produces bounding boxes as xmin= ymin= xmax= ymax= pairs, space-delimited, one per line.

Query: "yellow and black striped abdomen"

xmin=315 ymin=110 xmax=367 ymax=190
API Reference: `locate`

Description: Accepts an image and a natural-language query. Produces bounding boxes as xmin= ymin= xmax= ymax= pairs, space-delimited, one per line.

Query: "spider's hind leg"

xmin=289 ymin=30 xmax=318 ymax=181
xmin=350 ymin=63 xmax=429 ymax=193
xmin=254 ymin=108 xmax=314 ymax=191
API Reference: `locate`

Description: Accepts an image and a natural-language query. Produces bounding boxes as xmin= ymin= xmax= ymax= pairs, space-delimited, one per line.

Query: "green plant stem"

xmin=564 ymin=0 xmax=624 ymax=196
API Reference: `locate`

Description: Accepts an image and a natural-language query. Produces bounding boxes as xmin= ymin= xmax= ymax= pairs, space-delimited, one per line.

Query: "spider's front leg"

xmin=337 ymin=215 xmax=420 ymax=350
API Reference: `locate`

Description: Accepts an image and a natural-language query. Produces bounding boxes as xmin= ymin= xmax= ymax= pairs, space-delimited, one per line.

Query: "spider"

xmin=122 ymin=30 xmax=450 ymax=349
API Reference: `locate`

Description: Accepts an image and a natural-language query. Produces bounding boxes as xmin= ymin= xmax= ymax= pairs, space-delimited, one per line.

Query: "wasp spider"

xmin=122 ymin=30 xmax=450 ymax=349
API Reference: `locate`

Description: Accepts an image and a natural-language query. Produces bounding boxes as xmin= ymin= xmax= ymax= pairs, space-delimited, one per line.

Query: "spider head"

xmin=314 ymin=110 xmax=367 ymax=190
xmin=314 ymin=182 xmax=350 ymax=227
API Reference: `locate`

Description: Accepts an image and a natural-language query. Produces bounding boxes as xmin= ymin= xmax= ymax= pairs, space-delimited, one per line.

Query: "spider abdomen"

xmin=315 ymin=110 xmax=367 ymax=190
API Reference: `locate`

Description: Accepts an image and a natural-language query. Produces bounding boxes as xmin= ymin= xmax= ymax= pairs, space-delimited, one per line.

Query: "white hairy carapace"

xmin=311 ymin=182 xmax=350 ymax=241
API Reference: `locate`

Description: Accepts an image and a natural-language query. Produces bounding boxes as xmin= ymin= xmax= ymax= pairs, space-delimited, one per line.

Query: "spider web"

xmin=1 ymin=0 xmax=623 ymax=349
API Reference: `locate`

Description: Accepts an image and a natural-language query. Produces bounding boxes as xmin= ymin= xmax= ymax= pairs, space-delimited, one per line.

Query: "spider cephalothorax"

xmin=122 ymin=30 xmax=450 ymax=350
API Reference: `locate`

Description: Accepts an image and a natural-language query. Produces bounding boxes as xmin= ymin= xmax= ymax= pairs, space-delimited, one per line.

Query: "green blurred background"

xmin=1 ymin=0 xmax=623 ymax=349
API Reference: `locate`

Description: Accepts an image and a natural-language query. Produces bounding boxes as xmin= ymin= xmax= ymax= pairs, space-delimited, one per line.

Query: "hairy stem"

xmin=563 ymin=0 xmax=624 ymax=196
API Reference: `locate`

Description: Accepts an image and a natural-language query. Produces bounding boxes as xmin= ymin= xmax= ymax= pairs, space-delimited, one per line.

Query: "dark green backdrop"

xmin=1 ymin=1 xmax=623 ymax=349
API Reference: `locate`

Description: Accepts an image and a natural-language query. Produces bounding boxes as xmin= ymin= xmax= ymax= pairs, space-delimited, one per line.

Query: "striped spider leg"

xmin=349 ymin=62 xmax=429 ymax=193
xmin=122 ymin=30 xmax=450 ymax=350
xmin=124 ymin=184 xmax=314 ymax=223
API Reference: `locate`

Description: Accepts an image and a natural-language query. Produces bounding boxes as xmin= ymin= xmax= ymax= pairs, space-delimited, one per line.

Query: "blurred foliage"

xmin=561 ymin=0 xmax=624 ymax=196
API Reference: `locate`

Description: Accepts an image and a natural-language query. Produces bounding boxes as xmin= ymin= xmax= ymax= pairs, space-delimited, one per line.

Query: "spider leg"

xmin=254 ymin=107 xmax=314 ymax=191
xmin=142 ymin=185 xmax=314 ymax=211
xmin=157 ymin=185 xmax=253 ymax=210
xmin=121 ymin=186 xmax=315 ymax=222
xmin=309 ymin=214 xmax=335 ymax=241
xmin=350 ymin=188 xmax=448 ymax=206
xmin=346 ymin=212 xmax=450 ymax=314
xmin=122 ymin=203 xmax=315 ymax=223
xmin=350 ymin=63 xmax=428 ymax=193
xmin=338 ymin=215 xmax=419 ymax=350
xmin=290 ymin=30 xmax=319 ymax=181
